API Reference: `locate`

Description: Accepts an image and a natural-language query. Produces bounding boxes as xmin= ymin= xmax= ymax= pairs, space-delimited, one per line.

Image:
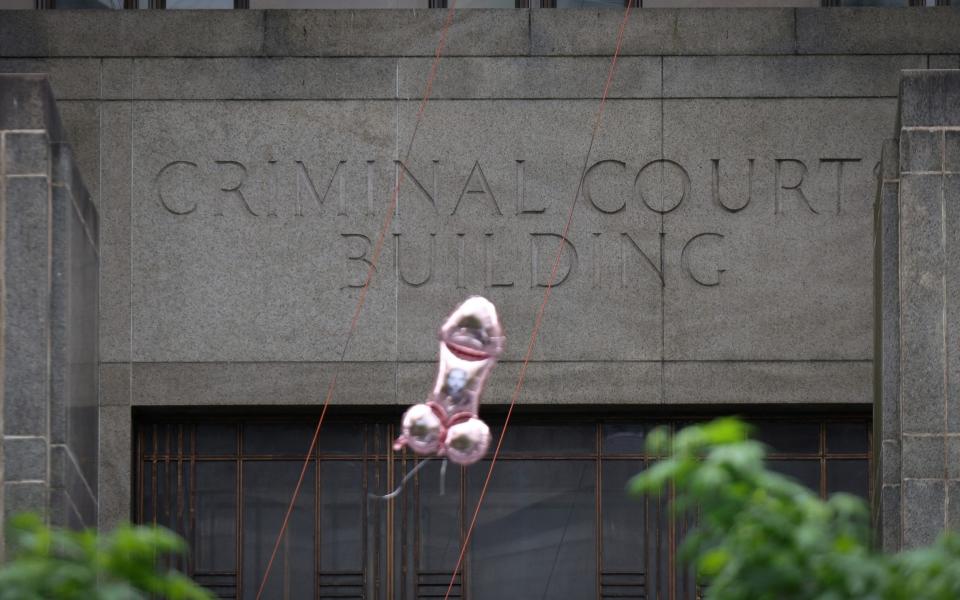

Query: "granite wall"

xmin=0 ymin=7 xmax=958 ymax=530
xmin=0 ymin=74 xmax=100 ymax=532
xmin=876 ymin=69 xmax=960 ymax=551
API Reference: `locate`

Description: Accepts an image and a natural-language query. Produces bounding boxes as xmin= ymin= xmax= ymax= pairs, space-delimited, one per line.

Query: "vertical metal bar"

xmin=315 ymin=438 xmax=321 ymax=600
xmin=374 ymin=427 xmax=382 ymax=600
xmin=460 ymin=462 xmax=467 ymax=600
xmin=151 ymin=424 xmax=158 ymax=526
xmin=136 ymin=425 xmax=144 ymax=524
xmin=166 ymin=425 xmax=175 ymax=571
xmin=820 ymin=423 xmax=828 ymax=500
xmin=387 ymin=424 xmax=395 ymax=600
xmin=867 ymin=419 xmax=874 ymax=505
xmin=189 ymin=424 xmax=197 ymax=578
xmin=362 ymin=425 xmax=370 ymax=599
xmin=668 ymin=457 xmax=676 ymax=600
xmin=177 ymin=424 xmax=185 ymax=572
xmin=595 ymin=422 xmax=602 ymax=600
xmin=401 ymin=447 xmax=409 ymax=600
xmin=644 ymin=456 xmax=651 ymax=600
xmin=237 ymin=423 xmax=245 ymax=599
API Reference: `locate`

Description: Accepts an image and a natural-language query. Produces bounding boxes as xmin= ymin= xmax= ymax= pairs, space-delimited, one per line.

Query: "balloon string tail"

xmin=368 ymin=458 xmax=432 ymax=501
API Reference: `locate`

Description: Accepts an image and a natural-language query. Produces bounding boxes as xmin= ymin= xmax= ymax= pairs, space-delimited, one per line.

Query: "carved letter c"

xmin=156 ymin=161 xmax=199 ymax=215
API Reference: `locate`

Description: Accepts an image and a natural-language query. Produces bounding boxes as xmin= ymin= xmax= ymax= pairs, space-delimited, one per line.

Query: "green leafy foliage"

xmin=630 ymin=418 xmax=960 ymax=600
xmin=0 ymin=513 xmax=214 ymax=600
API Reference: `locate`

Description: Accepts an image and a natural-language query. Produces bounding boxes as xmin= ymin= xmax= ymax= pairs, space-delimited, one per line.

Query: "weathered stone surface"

xmin=98 ymin=406 xmax=131 ymax=531
xmin=945 ymin=174 xmax=960 ymax=433
xmin=399 ymin=57 xmax=661 ymax=100
xmin=50 ymin=183 xmax=71 ymax=446
xmin=0 ymin=11 xmax=264 ymax=57
xmin=663 ymin=361 xmax=870 ymax=405
xmin=902 ymin=434 xmax=945 ymax=480
xmin=946 ymin=132 xmax=960 ymax=174
xmin=899 ymin=70 xmax=960 ymax=128
xmin=263 ymin=9 xmax=528 ymax=57
xmin=4 ymin=482 xmax=46 ymax=521
xmin=51 ymin=445 xmax=97 ymax=529
xmin=949 ymin=482 xmax=960 ymax=532
xmin=664 ymin=56 xmax=922 ymax=99
xmin=880 ymin=484 xmax=900 ymax=551
xmin=662 ymin=98 xmax=892 ymax=361
xmin=899 ymin=173 xmax=946 ymax=434
xmin=903 ymin=479 xmax=945 ymax=548
xmin=129 ymin=58 xmax=396 ymax=100
xmin=3 ymin=175 xmax=50 ymax=437
xmin=101 ymin=59 xmax=133 ymax=100
xmin=3 ymin=437 xmax=47 ymax=482
xmin=796 ymin=8 xmax=960 ymax=55
xmin=881 ymin=439 xmax=900 ymax=485
xmin=928 ymin=55 xmax=960 ymax=70
xmin=3 ymin=131 xmax=47 ymax=175
xmin=57 ymin=101 xmax=99 ymax=209
xmin=130 ymin=101 xmax=397 ymax=362
xmin=130 ymin=362 xmax=397 ymax=406
xmin=948 ymin=436 xmax=960 ymax=480
xmin=900 ymin=128 xmax=942 ymax=174
xmin=877 ymin=154 xmax=900 ymax=440
xmin=395 ymin=99 xmax=662 ymax=362
xmin=101 ymin=364 xmax=132 ymax=408
xmin=530 ymin=9 xmax=794 ymax=56
xmin=0 ymin=59 xmax=100 ymax=100
xmin=99 ymin=102 xmax=132 ymax=363
xmin=1 ymin=9 xmax=958 ymax=60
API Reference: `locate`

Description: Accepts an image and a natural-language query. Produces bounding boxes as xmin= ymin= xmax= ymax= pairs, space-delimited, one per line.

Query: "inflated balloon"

xmin=444 ymin=417 xmax=491 ymax=466
xmin=400 ymin=403 xmax=444 ymax=454
xmin=394 ymin=296 xmax=503 ymax=466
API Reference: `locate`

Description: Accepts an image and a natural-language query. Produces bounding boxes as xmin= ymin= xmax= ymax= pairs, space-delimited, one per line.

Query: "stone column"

xmin=0 ymin=74 xmax=100 ymax=532
xmin=877 ymin=69 xmax=960 ymax=550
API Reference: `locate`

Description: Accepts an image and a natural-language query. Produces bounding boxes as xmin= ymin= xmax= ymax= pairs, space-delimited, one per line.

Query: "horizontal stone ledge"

xmin=119 ymin=359 xmax=870 ymax=407
xmin=398 ymin=56 xmax=662 ymax=100
xmin=17 ymin=55 xmax=913 ymax=102
xmin=899 ymin=70 xmax=960 ymax=128
xmin=663 ymin=360 xmax=871 ymax=405
xmin=531 ymin=8 xmax=795 ymax=56
xmin=1 ymin=9 xmax=958 ymax=59
xmin=0 ymin=59 xmax=100 ymax=100
xmin=796 ymin=8 xmax=960 ymax=55
xmin=663 ymin=55 xmax=924 ymax=99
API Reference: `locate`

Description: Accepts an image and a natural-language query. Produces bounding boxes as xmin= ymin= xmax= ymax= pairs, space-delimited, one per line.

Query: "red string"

xmin=441 ymin=3 xmax=634 ymax=598
xmin=253 ymin=3 xmax=459 ymax=598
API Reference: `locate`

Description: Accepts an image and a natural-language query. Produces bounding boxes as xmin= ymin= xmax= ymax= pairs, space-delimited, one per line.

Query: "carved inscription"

xmin=153 ymin=155 xmax=868 ymax=290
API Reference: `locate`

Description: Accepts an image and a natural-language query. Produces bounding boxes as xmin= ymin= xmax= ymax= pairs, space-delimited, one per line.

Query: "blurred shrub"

xmin=630 ymin=418 xmax=960 ymax=600
xmin=0 ymin=513 xmax=213 ymax=600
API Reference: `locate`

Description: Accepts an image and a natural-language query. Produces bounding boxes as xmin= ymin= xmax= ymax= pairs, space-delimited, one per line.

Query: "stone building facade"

xmin=0 ymin=5 xmax=958 ymax=599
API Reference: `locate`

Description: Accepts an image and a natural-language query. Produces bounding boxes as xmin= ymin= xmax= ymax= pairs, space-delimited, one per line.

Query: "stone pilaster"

xmin=877 ymin=69 xmax=960 ymax=550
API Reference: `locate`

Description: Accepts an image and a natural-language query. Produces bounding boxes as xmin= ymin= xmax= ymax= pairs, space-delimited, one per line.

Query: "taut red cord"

xmin=441 ymin=3 xmax=635 ymax=598
xmin=254 ymin=3 xmax=459 ymax=598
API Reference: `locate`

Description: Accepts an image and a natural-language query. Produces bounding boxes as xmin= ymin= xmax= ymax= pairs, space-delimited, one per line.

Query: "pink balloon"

xmin=444 ymin=418 xmax=491 ymax=466
xmin=440 ymin=296 xmax=504 ymax=361
xmin=399 ymin=403 xmax=443 ymax=455
xmin=393 ymin=296 xmax=503 ymax=466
